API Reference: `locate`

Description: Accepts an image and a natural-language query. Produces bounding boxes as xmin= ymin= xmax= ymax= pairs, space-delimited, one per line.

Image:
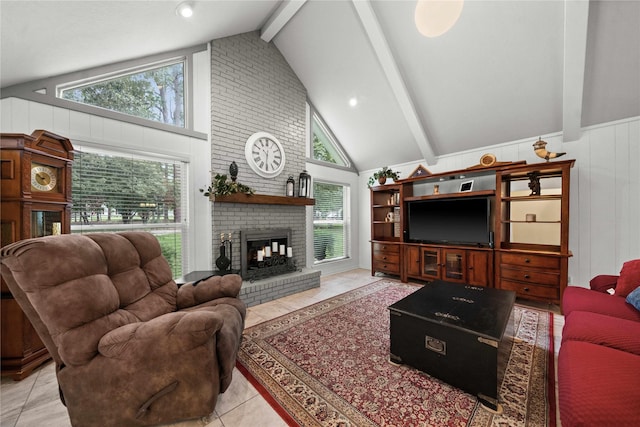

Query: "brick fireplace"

xmin=210 ymin=31 xmax=319 ymax=307
xmin=212 ymin=199 xmax=320 ymax=307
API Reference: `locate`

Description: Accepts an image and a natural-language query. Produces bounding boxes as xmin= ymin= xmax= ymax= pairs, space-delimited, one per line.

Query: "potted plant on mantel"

xmin=368 ymin=166 xmax=400 ymax=187
xmin=200 ymin=172 xmax=254 ymax=201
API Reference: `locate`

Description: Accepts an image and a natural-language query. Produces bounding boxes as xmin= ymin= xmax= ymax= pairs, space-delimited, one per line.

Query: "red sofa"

xmin=558 ymin=273 xmax=640 ymax=426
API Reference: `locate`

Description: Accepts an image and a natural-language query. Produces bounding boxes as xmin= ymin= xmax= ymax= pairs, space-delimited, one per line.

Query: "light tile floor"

xmin=0 ymin=269 xmax=564 ymax=427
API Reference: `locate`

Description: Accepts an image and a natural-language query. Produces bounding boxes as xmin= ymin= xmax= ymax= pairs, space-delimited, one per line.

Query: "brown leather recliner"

xmin=0 ymin=232 xmax=246 ymax=427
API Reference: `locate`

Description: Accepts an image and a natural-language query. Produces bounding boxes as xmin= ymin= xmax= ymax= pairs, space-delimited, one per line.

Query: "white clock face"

xmin=245 ymin=132 xmax=286 ymax=178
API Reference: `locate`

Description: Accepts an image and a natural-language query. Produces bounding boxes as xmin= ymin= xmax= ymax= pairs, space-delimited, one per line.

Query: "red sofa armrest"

xmin=589 ymin=275 xmax=619 ymax=293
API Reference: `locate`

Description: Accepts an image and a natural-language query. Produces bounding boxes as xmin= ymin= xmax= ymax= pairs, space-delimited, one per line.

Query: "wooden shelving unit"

xmin=368 ymin=159 xmax=575 ymax=305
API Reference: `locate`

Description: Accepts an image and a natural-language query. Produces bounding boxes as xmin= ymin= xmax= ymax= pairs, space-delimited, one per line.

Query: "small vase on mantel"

xmin=378 ymin=176 xmax=387 ymax=185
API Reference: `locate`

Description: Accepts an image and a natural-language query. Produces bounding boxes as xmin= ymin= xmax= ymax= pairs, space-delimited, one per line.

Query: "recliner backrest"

xmin=0 ymin=232 xmax=178 ymax=367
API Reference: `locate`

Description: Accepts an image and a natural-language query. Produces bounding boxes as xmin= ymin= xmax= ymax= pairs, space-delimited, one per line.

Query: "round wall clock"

xmin=31 ymin=163 xmax=58 ymax=192
xmin=245 ymin=132 xmax=286 ymax=178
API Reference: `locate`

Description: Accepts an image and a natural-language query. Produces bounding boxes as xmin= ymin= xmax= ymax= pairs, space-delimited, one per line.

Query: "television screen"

xmin=407 ymin=197 xmax=492 ymax=246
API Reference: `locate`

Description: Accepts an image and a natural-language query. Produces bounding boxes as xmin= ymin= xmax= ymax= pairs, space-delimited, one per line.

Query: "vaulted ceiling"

xmin=1 ymin=1 xmax=638 ymax=171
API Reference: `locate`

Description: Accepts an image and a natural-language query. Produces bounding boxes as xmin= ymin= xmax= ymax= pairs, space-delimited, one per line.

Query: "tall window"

xmin=59 ymin=60 xmax=185 ymax=127
xmin=313 ymin=181 xmax=349 ymax=263
xmin=71 ymin=147 xmax=188 ymax=277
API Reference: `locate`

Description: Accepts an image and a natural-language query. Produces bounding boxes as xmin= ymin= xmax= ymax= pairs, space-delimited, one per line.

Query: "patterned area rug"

xmin=237 ymin=280 xmax=555 ymax=427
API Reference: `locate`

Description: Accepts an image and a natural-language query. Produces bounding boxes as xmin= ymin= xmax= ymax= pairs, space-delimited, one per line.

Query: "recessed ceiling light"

xmin=349 ymin=97 xmax=358 ymax=107
xmin=176 ymin=2 xmax=193 ymax=18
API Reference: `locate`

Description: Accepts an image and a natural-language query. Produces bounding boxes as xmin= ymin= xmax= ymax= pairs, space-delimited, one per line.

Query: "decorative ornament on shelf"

xmin=298 ymin=170 xmax=311 ymax=198
xmin=479 ymin=153 xmax=497 ymax=167
xmin=533 ymin=138 xmax=566 ymax=162
xmin=527 ymin=172 xmax=541 ymax=196
xmin=200 ymin=171 xmax=254 ymax=201
xmin=229 ymin=161 xmax=238 ymax=182
xmin=286 ymin=175 xmax=295 ymax=197
xmin=368 ymin=166 xmax=400 ymax=187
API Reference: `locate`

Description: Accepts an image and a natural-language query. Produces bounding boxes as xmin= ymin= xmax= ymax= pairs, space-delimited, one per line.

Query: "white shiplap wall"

xmin=359 ymin=117 xmax=640 ymax=288
xmin=0 ymin=49 xmax=214 ymax=272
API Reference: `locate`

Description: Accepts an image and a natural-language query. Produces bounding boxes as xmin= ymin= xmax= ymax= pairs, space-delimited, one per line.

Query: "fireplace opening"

xmin=241 ymin=228 xmax=296 ymax=280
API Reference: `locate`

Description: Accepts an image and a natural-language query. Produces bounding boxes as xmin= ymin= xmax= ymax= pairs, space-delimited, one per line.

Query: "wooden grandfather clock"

xmin=1 ymin=129 xmax=74 ymax=380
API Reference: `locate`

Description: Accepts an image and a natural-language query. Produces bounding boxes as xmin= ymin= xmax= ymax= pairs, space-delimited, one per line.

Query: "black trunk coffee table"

xmin=388 ymin=280 xmax=516 ymax=411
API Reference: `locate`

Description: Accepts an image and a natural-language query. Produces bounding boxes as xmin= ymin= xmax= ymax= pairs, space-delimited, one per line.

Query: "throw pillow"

xmin=615 ymin=259 xmax=640 ymax=297
xmin=626 ymin=286 xmax=640 ymax=311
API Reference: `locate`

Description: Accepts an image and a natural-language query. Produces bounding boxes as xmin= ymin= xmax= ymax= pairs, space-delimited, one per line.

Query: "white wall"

xmin=359 ymin=117 xmax=640 ymax=288
xmin=0 ymin=51 xmax=214 ymax=273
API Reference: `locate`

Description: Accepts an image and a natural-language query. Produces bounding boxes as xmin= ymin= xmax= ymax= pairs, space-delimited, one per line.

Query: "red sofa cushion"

xmin=562 ymin=311 xmax=640 ymax=355
xmin=562 ymin=286 xmax=640 ymax=322
xmin=558 ymin=340 xmax=640 ymax=427
xmin=589 ymin=274 xmax=619 ymax=293
xmin=616 ymin=259 xmax=640 ymax=297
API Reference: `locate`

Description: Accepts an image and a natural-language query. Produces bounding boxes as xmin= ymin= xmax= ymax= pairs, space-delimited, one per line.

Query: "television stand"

xmin=403 ymin=243 xmax=493 ymax=287
xmin=369 ymin=159 xmax=573 ymax=304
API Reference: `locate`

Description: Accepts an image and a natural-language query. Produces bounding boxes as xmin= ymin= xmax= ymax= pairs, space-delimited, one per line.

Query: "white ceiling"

xmin=1 ymin=0 xmax=639 ymax=171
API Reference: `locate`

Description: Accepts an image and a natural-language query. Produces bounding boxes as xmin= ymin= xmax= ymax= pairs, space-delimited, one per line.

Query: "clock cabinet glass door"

xmin=30 ymin=210 xmax=63 ymax=237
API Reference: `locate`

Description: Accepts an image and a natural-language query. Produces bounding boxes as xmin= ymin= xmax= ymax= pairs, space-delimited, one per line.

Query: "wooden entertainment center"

xmin=370 ymin=159 xmax=574 ymax=305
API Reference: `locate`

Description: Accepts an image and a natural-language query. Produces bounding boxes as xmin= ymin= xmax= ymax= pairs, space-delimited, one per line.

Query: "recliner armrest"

xmin=177 ymin=274 xmax=242 ymax=309
xmin=98 ymin=311 xmax=223 ymax=359
xmin=589 ymin=275 xmax=619 ymax=293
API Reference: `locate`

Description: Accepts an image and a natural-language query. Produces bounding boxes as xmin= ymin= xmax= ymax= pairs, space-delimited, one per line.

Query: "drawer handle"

xmin=523 ymin=287 xmax=530 ymax=292
xmin=524 ymin=274 xmax=530 ymax=279
xmin=524 ymin=258 xmax=531 ymax=263
xmin=383 ymin=256 xmax=387 ymax=260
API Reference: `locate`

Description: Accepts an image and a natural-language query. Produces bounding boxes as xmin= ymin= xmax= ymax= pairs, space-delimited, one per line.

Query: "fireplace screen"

xmin=241 ymin=228 xmax=296 ymax=281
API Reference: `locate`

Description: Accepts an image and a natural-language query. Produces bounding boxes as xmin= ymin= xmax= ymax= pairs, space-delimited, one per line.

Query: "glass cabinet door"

xmin=443 ymin=249 xmax=465 ymax=282
xmin=421 ymin=248 xmax=441 ymax=279
xmin=31 ymin=210 xmax=63 ymax=237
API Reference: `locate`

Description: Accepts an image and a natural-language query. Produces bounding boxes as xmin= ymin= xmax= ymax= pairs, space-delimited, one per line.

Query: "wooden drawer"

xmin=373 ymin=260 xmax=400 ymax=274
xmin=373 ymin=252 xmax=400 ymax=264
xmin=372 ymin=242 xmax=400 ymax=254
xmin=500 ymin=267 xmax=560 ymax=286
xmin=499 ymin=279 xmax=559 ymax=300
xmin=500 ymin=253 xmax=560 ymax=269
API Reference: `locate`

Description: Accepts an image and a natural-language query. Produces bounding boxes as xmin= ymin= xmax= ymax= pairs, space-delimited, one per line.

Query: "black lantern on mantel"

xmin=286 ymin=175 xmax=295 ymax=197
xmin=298 ymin=170 xmax=311 ymax=198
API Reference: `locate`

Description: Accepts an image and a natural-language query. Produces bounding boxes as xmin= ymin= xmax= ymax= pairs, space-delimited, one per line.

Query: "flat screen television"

xmin=407 ymin=197 xmax=493 ymax=247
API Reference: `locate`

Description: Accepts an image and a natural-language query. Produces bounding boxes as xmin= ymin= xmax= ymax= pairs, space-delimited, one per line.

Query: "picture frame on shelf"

xmin=459 ymin=180 xmax=474 ymax=192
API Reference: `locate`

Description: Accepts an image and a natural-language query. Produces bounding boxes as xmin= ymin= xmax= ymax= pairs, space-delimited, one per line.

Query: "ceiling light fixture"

xmin=176 ymin=2 xmax=194 ymax=18
xmin=349 ymin=97 xmax=358 ymax=107
xmin=415 ymin=0 xmax=464 ymax=38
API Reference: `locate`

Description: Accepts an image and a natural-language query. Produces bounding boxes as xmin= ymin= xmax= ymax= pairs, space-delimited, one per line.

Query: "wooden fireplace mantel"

xmin=213 ymin=193 xmax=315 ymax=206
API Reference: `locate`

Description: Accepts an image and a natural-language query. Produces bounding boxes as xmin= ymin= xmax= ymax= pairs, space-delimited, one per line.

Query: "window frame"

xmin=70 ymin=143 xmax=190 ymax=279
xmin=0 ymin=45 xmax=206 ymax=140
xmin=312 ymin=179 xmax=351 ymax=265
xmin=58 ymin=59 xmax=187 ymax=128
xmin=307 ymin=102 xmax=357 ymax=173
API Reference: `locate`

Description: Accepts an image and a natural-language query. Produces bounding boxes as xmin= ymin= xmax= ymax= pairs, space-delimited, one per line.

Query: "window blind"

xmin=313 ymin=181 xmax=348 ymax=263
xmin=71 ymin=147 xmax=188 ymax=278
